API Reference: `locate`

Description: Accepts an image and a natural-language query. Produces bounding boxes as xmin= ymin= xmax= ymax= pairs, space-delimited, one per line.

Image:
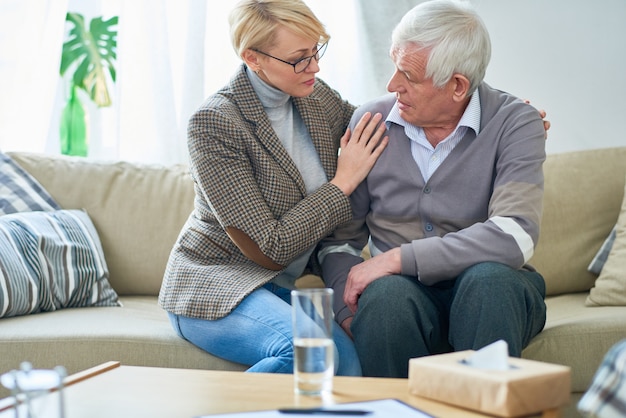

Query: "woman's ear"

xmin=242 ymin=49 xmax=261 ymax=72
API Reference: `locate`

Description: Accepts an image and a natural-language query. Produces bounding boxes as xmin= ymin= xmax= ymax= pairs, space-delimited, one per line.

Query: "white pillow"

xmin=586 ymin=178 xmax=626 ymax=307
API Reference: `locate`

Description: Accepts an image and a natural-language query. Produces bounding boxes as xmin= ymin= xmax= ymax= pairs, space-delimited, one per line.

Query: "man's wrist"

xmin=400 ymin=243 xmax=418 ymax=277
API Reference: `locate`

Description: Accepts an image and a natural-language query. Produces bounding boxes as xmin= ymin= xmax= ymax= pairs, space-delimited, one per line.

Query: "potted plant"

xmin=59 ymin=12 xmax=118 ymax=156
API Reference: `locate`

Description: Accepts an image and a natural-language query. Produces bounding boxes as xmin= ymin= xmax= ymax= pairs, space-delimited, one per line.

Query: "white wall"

xmin=476 ymin=0 xmax=626 ymax=155
xmin=1 ymin=1 xmax=623 ymax=158
xmin=318 ymin=0 xmax=626 ymax=155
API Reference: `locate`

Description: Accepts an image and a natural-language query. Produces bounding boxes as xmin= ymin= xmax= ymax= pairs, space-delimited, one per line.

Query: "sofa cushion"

xmin=0 ymin=152 xmax=60 ymax=215
xmin=586 ymin=178 xmax=626 ymax=306
xmin=529 ymin=147 xmax=626 ymax=296
xmin=0 ymin=296 xmax=246 ymax=380
xmin=6 ymin=152 xmax=196 ymax=296
xmin=0 ymin=209 xmax=119 ymax=318
xmin=522 ymin=293 xmax=626 ymax=393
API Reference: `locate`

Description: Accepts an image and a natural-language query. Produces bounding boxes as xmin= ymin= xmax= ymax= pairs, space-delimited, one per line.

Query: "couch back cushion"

xmin=530 ymin=147 xmax=626 ymax=296
xmin=9 ymin=147 xmax=626 ymax=297
xmin=7 ymin=152 xmax=195 ymax=296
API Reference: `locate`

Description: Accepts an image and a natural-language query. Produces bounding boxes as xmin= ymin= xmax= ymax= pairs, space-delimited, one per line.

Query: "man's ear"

xmin=452 ymin=74 xmax=471 ymax=102
xmin=242 ymin=49 xmax=261 ymax=72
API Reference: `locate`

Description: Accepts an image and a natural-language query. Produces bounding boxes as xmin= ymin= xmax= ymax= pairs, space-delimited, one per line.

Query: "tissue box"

xmin=408 ymin=351 xmax=571 ymax=417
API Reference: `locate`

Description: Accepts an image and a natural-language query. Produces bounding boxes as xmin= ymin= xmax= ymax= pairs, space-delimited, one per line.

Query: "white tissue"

xmin=464 ymin=340 xmax=511 ymax=371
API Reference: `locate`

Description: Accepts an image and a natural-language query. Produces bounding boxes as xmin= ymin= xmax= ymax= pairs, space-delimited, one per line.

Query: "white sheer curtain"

xmin=97 ymin=0 xmax=377 ymax=165
xmin=0 ymin=0 xmax=68 ymax=153
xmin=0 ymin=0 xmax=405 ymax=165
xmin=116 ymin=0 xmax=190 ymax=164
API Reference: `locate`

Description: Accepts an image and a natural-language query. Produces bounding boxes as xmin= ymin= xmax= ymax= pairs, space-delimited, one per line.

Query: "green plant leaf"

xmin=60 ymin=13 xmax=117 ymax=107
xmin=60 ymin=84 xmax=88 ymax=157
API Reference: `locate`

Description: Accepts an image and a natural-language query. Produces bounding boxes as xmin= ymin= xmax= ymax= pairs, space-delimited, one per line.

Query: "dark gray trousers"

xmin=350 ymin=262 xmax=547 ymax=377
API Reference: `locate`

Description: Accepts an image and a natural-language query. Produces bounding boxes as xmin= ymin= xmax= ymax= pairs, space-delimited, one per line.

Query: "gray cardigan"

xmin=319 ymin=82 xmax=547 ymax=324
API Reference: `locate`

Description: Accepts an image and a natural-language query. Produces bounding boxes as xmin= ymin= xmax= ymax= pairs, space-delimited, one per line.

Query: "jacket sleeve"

xmin=188 ymin=102 xmax=352 ymax=268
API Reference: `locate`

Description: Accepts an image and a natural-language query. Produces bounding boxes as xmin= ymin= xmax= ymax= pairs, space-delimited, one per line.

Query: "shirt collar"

xmin=459 ymin=89 xmax=481 ymax=135
xmin=386 ymin=88 xmax=481 ymax=136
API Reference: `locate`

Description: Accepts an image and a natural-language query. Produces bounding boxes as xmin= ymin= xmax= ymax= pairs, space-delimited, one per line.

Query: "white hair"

xmin=391 ymin=0 xmax=491 ymax=95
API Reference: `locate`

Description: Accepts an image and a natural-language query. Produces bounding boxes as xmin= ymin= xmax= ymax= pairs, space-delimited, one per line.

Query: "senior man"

xmin=319 ymin=0 xmax=547 ymax=378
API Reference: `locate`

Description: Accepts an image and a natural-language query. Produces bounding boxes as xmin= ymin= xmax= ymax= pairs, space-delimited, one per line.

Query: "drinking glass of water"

xmin=291 ymin=288 xmax=334 ymax=396
xmin=1 ymin=362 xmax=67 ymax=418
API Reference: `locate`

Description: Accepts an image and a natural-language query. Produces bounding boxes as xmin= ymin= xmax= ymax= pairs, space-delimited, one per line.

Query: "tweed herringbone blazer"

xmin=158 ymin=65 xmax=356 ymax=320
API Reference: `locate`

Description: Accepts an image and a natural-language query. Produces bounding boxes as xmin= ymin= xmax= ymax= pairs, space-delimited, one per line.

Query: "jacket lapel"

xmin=231 ymin=65 xmax=307 ymax=196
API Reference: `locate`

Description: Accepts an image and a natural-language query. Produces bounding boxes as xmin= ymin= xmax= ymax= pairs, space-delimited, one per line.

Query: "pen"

xmin=278 ymin=408 xmax=372 ymax=415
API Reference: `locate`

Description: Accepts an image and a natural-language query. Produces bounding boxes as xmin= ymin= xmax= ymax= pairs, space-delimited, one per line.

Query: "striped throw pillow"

xmin=588 ymin=226 xmax=617 ymax=275
xmin=0 ymin=209 xmax=120 ymax=318
xmin=0 ymin=152 xmax=60 ymax=215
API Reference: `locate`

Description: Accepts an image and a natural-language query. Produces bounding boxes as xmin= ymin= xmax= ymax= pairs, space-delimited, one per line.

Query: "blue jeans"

xmin=351 ymin=262 xmax=547 ymax=377
xmin=168 ymin=283 xmax=362 ymax=376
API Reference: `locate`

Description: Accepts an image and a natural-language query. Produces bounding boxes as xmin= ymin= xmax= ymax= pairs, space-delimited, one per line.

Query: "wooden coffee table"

xmin=0 ymin=361 xmax=563 ymax=417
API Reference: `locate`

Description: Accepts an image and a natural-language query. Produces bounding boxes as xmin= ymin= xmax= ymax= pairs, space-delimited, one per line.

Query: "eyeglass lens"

xmin=294 ymin=43 xmax=327 ymax=73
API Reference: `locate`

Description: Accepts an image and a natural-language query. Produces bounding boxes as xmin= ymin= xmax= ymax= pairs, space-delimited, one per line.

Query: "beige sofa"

xmin=1 ymin=147 xmax=625 ymax=404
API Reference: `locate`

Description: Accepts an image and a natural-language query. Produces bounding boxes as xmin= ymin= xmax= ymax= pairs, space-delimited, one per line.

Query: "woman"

xmin=158 ymin=0 xmax=388 ymax=375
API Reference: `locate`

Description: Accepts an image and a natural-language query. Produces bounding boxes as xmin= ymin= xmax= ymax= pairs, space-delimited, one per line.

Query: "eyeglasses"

xmin=253 ymin=42 xmax=328 ymax=74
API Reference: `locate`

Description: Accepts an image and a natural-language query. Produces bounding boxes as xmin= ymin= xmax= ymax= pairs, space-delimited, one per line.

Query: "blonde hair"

xmin=229 ymin=0 xmax=330 ymax=58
